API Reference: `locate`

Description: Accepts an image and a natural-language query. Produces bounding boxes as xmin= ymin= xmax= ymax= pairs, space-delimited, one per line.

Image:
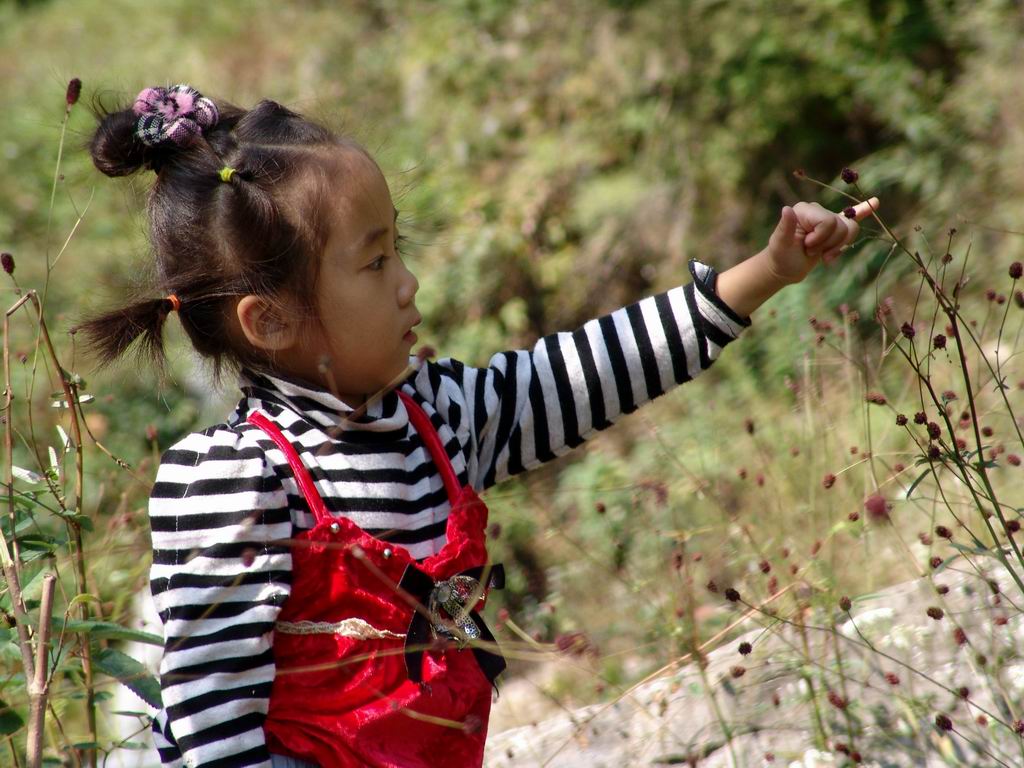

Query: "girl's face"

xmin=284 ymin=149 xmax=421 ymax=406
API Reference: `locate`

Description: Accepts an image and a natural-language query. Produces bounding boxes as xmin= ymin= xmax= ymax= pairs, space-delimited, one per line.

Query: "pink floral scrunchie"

xmin=132 ymin=84 xmax=219 ymax=148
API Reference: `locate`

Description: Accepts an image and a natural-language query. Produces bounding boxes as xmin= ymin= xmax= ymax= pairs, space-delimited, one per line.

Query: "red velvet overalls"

xmin=247 ymin=391 xmax=504 ymax=768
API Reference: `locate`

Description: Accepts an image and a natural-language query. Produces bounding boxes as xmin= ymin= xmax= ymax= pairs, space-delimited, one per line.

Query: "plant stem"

xmin=26 ymin=573 xmax=56 ymax=768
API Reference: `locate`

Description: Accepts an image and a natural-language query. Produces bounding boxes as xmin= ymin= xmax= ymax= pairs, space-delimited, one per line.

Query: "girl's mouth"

xmin=404 ymin=330 xmax=418 ymax=344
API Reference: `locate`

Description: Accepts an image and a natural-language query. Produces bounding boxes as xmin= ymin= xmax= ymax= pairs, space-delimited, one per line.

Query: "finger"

xmin=819 ymin=219 xmax=851 ymax=253
xmin=850 ymin=196 xmax=880 ymax=222
xmin=821 ymin=245 xmax=844 ymax=264
xmin=805 ymin=216 xmax=837 ymax=250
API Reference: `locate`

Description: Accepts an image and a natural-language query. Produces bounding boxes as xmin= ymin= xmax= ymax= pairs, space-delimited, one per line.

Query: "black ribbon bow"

xmin=398 ymin=563 xmax=506 ymax=685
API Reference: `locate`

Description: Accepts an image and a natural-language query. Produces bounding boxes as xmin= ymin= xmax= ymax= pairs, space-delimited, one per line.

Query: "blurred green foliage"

xmin=2 ymin=0 xmax=1024 ymax=755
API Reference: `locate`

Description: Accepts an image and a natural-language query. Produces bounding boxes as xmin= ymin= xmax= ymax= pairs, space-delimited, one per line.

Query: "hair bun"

xmin=89 ymin=84 xmax=220 ymax=177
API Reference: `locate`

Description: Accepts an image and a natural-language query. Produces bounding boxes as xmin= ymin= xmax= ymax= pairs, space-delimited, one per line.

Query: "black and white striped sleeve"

xmin=426 ymin=260 xmax=750 ymax=490
xmin=148 ymin=425 xmax=293 ymax=768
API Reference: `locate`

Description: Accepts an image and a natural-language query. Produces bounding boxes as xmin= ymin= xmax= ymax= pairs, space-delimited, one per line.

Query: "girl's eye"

xmin=370 ymin=255 xmax=387 ymax=271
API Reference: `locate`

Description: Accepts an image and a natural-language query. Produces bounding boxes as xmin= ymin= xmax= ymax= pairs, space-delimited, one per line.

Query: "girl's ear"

xmin=235 ymin=295 xmax=300 ymax=351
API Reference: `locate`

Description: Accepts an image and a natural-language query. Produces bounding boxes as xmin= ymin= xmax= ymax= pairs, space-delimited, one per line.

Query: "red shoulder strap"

xmin=247 ymin=411 xmax=330 ymax=524
xmin=396 ymin=390 xmax=462 ymax=506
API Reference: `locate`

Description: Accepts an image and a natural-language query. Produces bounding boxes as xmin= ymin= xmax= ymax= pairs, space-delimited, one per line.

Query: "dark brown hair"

xmin=81 ymin=90 xmax=363 ymax=376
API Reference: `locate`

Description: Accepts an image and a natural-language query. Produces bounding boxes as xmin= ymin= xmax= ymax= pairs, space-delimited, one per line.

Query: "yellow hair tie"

xmin=218 ymin=166 xmax=236 ymax=183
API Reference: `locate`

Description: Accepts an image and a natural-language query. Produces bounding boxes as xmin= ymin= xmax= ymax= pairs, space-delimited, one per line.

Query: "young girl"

xmin=83 ymin=84 xmax=877 ymax=768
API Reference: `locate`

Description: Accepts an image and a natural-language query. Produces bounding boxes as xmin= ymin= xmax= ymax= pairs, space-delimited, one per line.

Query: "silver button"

xmin=383 ymin=548 xmax=393 ymax=558
xmin=329 ymin=522 xmax=340 ymax=533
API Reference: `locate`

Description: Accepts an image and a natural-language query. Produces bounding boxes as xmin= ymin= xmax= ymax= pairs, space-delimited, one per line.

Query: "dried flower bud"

xmin=895 ymin=414 xmax=908 ymax=426
xmin=864 ymin=493 xmax=890 ymax=522
xmin=935 ymin=714 xmax=952 ymax=731
xmin=928 ymin=444 xmax=942 ymax=460
xmin=914 ymin=411 xmax=927 ymax=425
xmin=957 ymin=686 xmax=969 ymax=700
xmin=865 ymin=392 xmax=886 ymax=405
xmin=738 ymin=641 xmax=752 ymax=655
xmin=145 ymin=424 xmax=158 ymax=442
xmin=840 ymin=167 xmax=859 ymax=184
xmin=724 ymin=588 xmax=741 ymax=603
xmin=839 ymin=596 xmax=852 ymax=611
xmin=953 ymin=627 xmax=967 ymax=645
xmin=843 ymin=207 xmax=857 ymax=219
xmin=66 ymin=78 xmax=82 ymax=106
xmin=706 ymin=579 xmax=718 ymax=593
xmin=884 ymin=672 xmax=900 ymax=686
xmin=1016 ymin=290 xmax=1024 ymax=309
xmin=1013 ymin=720 xmax=1024 ymax=735
xmin=927 ymin=422 xmax=942 ymax=439
xmin=995 ymin=615 xmax=1008 ymax=626
xmin=935 ymin=525 xmax=953 ymax=540
xmin=936 ymin=584 xmax=949 ymax=595
xmin=848 ymin=511 xmax=860 ymax=522
xmin=822 ymin=473 xmax=836 ymax=489
xmin=729 ymin=665 xmax=746 ymax=678
xmin=927 ymin=606 xmax=944 ymax=620
xmin=1 ymin=253 xmax=13 ymax=275
xmin=1010 ymin=262 xmax=1023 ymax=280
xmin=1005 ymin=520 xmax=1020 ymax=534
xmin=900 ymin=321 xmax=916 ymax=339
xmin=893 ymin=462 xmax=905 ymax=473
xmin=744 ymin=418 xmax=755 ymax=434
xmin=930 ymin=556 xmax=943 ymax=569
xmin=758 ymin=559 xmax=771 ymax=574
xmin=1008 ymin=454 xmax=1021 ymax=466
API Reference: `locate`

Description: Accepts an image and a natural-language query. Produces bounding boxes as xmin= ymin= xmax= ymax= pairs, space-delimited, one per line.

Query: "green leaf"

xmin=93 ymin=648 xmax=161 ymax=708
xmin=59 ymin=619 xmax=163 ymax=647
xmin=0 ymin=699 xmax=24 ymax=737
xmin=905 ymin=468 xmax=931 ymax=498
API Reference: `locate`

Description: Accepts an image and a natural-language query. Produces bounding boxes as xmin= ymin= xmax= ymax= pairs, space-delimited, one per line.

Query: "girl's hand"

xmin=764 ymin=197 xmax=880 ymax=285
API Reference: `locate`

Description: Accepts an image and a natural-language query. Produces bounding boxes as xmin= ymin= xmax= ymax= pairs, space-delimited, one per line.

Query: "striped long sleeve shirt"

xmin=148 ymin=260 xmax=750 ymax=767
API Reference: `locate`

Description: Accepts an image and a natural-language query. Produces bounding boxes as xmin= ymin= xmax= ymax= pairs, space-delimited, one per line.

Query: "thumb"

xmin=774 ymin=205 xmax=798 ymax=243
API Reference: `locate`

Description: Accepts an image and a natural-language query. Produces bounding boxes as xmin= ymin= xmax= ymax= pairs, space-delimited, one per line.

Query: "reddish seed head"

xmin=864 ymin=493 xmax=890 ymax=522
xmin=900 ymin=321 xmax=916 ymax=339
xmin=843 ymin=206 xmax=857 ymax=219
xmin=995 ymin=615 xmax=1008 ymax=626
xmin=497 ymin=607 xmax=510 ymax=623
xmin=729 ymin=665 xmax=746 ymax=678
xmin=758 ymin=559 xmax=771 ymax=574
xmin=145 ymin=424 xmax=158 ymax=442
xmin=1010 ymin=262 xmax=1023 ymax=280
xmin=839 ymin=596 xmax=852 ymax=611
xmin=935 ymin=525 xmax=953 ymax=540
xmin=928 ymin=444 xmax=942 ymax=460
xmin=1013 ymin=720 xmax=1024 ymax=735
xmin=865 ymin=392 xmax=887 ymax=405
xmin=744 ymin=418 xmax=755 ymax=434
xmin=848 ymin=511 xmax=860 ymax=522
xmin=840 ymin=167 xmax=859 ymax=184
xmin=937 ymin=584 xmax=949 ymax=595
xmin=771 ymin=691 xmax=781 ymax=707
xmin=488 ymin=522 xmax=502 ymax=539
xmin=811 ymin=540 xmax=822 ymax=556
xmin=1006 ymin=520 xmax=1021 ymax=534
xmin=767 ymin=576 xmax=778 ymax=593
xmin=755 ymin=473 xmax=764 ymax=487
xmin=893 ymin=462 xmax=905 ymax=473
xmin=1008 ymin=454 xmax=1021 ymax=466
xmin=941 ymin=390 xmax=956 ymax=402
xmin=790 ymin=446 xmax=800 ymax=456
xmin=834 ymin=743 xmax=849 ymax=755
xmin=764 ymin=753 xmax=775 ymax=763
xmin=953 ymin=627 xmax=967 ymax=646
xmin=66 ymin=77 xmax=82 ymax=106
xmin=1 ymin=252 xmax=13 ymax=275
xmin=927 ymin=422 xmax=942 ymax=439
xmin=955 ymin=438 xmax=967 ymax=451
xmin=935 ymin=714 xmax=953 ymax=731
xmin=986 ymin=288 xmax=997 ymax=301
xmin=930 ymin=556 xmax=943 ymax=569
xmin=927 ymin=606 xmax=944 ymax=620
xmin=981 ymin=425 xmax=993 ymax=437
xmin=789 ymin=563 xmax=799 ymax=575
xmin=913 ymin=412 xmax=927 ymax=424
xmin=942 ymin=252 xmax=953 ymax=264
xmin=706 ymin=579 xmax=718 ymax=593
xmin=850 ymin=751 xmax=862 ymax=763
xmin=885 ymin=672 xmax=900 ymax=686
xmin=1016 ymin=290 xmax=1024 ymax=308
xmin=957 ymin=686 xmax=969 ymax=700
xmin=595 ymin=502 xmax=606 ymax=514
xmin=822 ymin=473 xmax=836 ymax=489
xmin=724 ymin=588 xmax=741 ymax=603
xmin=738 ymin=641 xmax=752 ymax=655
xmin=933 ymin=334 xmax=947 ymax=350
xmin=976 ymin=714 xmax=988 ymax=726
xmin=827 ymin=690 xmax=847 ymax=710
xmin=737 ymin=467 xmax=747 ymax=480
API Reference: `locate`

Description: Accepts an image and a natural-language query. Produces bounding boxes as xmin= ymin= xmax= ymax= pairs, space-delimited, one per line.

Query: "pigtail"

xmin=78 ymin=296 xmax=175 ymax=368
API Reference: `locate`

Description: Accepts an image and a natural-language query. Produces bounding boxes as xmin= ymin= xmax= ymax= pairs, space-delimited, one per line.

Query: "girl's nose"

xmin=398 ymin=262 xmax=419 ymax=307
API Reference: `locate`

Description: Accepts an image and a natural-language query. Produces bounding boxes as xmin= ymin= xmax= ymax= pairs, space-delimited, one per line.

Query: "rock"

xmin=486 ymin=565 xmax=1024 ymax=766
